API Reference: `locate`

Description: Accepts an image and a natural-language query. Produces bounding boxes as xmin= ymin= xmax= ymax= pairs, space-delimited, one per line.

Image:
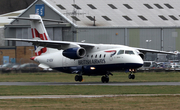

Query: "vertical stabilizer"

xmin=30 ymin=14 xmax=50 ymax=56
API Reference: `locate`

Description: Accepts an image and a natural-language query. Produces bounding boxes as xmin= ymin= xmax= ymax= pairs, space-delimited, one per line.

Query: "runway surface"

xmin=0 ymin=82 xmax=180 ymax=86
xmin=1 ymin=94 xmax=180 ymax=99
xmin=0 ymin=82 xmax=180 ymax=99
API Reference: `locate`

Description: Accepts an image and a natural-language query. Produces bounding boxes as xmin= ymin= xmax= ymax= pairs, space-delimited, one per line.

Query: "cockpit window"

xmin=117 ymin=50 xmax=124 ymax=55
xmin=125 ymin=50 xmax=134 ymax=54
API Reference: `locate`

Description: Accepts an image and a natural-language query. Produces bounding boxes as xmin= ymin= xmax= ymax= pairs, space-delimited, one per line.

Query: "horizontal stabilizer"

xmin=9 ymin=16 xmax=63 ymax=23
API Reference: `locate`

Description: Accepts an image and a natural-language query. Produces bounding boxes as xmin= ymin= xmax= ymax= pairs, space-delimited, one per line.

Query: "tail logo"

xmin=31 ymin=28 xmax=47 ymax=56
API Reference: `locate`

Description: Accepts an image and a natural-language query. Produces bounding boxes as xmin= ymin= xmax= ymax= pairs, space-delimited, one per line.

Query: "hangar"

xmin=4 ymin=0 xmax=180 ymax=61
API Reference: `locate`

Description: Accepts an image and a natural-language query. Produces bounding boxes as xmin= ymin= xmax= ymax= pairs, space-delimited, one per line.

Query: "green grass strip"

xmin=0 ymin=85 xmax=179 ymax=96
xmin=0 ymin=72 xmax=180 ymax=82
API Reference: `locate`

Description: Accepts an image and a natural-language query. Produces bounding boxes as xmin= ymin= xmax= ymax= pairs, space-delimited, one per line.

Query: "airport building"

xmin=3 ymin=0 xmax=180 ymax=61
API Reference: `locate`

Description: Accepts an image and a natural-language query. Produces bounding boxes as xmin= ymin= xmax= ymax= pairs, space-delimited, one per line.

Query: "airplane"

xmin=4 ymin=14 xmax=175 ymax=83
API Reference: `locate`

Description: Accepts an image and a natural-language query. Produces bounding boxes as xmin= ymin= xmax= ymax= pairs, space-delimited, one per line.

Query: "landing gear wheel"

xmin=78 ymin=76 xmax=83 ymax=82
xmin=128 ymin=74 xmax=132 ymax=79
xmin=101 ymin=76 xmax=109 ymax=83
xmin=75 ymin=75 xmax=79 ymax=81
xmin=75 ymin=75 xmax=83 ymax=82
xmin=101 ymin=76 xmax=105 ymax=83
xmin=131 ymin=74 xmax=135 ymax=79
xmin=105 ymin=77 xmax=109 ymax=83
xmin=128 ymin=74 xmax=135 ymax=79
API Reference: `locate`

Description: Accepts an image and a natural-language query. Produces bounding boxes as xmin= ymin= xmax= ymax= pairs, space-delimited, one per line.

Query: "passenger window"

xmin=125 ymin=50 xmax=134 ymax=54
xmin=99 ymin=54 xmax=101 ymax=58
xmin=91 ymin=55 xmax=93 ymax=58
xmin=95 ymin=55 xmax=97 ymax=58
xmin=117 ymin=50 xmax=124 ymax=55
xmin=104 ymin=54 xmax=106 ymax=58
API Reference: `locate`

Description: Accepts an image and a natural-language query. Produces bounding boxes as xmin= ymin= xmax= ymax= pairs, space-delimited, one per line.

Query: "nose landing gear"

xmin=128 ymin=73 xmax=135 ymax=79
xmin=128 ymin=69 xmax=136 ymax=79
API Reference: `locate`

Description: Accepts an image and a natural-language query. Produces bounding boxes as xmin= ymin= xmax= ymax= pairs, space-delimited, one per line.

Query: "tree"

xmin=0 ymin=0 xmax=35 ymax=14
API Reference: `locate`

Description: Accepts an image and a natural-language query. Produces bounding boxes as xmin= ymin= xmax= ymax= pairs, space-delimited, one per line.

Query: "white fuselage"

xmin=33 ymin=44 xmax=143 ymax=75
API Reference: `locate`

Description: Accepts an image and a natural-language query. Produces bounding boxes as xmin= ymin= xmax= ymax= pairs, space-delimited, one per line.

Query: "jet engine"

xmin=62 ymin=47 xmax=86 ymax=59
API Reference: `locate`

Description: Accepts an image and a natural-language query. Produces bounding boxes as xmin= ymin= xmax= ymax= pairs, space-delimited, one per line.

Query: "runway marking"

xmin=0 ymin=94 xmax=180 ymax=99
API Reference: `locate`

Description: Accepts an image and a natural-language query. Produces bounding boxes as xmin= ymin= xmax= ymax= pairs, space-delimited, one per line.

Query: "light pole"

xmin=145 ymin=40 xmax=152 ymax=61
xmin=146 ymin=40 xmax=151 ymax=49
xmin=29 ymin=49 xmax=34 ymax=57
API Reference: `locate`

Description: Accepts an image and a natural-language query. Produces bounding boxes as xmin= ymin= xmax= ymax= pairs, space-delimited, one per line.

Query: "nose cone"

xmin=136 ymin=56 xmax=144 ymax=68
xmin=125 ymin=55 xmax=143 ymax=68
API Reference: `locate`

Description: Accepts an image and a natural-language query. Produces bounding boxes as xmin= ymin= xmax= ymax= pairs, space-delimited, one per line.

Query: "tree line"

xmin=0 ymin=0 xmax=35 ymax=14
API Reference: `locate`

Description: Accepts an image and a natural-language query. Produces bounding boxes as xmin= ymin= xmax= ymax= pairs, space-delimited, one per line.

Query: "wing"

xmin=134 ymin=47 xmax=175 ymax=54
xmin=4 ymin=38 xmax=95 ymax=50
xmin=4 ymin=38 xmax=176 ymax=55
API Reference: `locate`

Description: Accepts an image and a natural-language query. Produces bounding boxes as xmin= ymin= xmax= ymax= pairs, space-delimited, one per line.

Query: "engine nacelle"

xmin=62 ymin=47 xmax=86 ymax=59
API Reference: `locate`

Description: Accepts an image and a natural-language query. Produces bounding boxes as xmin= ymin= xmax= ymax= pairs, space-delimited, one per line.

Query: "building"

xmin=3 ymin=0 xmax=180 ymax=61
xmin=0 ymin=9 xmax=33 ymax=64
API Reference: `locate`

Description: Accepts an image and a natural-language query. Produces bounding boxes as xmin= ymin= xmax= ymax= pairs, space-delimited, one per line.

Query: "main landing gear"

xmin=74 ymin=66 xmax=84 ymax=82
xmin=101 ymin=76 xmax=109 ymax=83
xmin=75 ymin=75 xmax=83 ymax=82
xmin=101 ymin=72 xmax=113 ymax=83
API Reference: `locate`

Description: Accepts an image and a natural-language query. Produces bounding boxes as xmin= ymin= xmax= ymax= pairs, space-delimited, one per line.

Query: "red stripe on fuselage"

xmin=105 ymin=50 xmax=116 ymax=53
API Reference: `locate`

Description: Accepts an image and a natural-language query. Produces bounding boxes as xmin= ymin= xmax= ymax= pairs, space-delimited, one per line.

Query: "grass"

xmin=0 ymin=96 xmax=180 ymax=110
xmin=0 ymin=71 xmax=180 ymax=82
xmin=0 ymin=85 xmax=179 ymax=96
xmin=0 ymin=71 xmax=180 ymax=109
xmin=0 ymin=71 xmax=179 ymax=96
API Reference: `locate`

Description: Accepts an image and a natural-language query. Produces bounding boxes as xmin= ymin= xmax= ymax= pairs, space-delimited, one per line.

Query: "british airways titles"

xmin=78 ymin=59 xmax=106 ymax=65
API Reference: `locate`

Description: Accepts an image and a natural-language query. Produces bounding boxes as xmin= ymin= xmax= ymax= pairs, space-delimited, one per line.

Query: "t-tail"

xmin=30 ymin=15 xmax=51 ymax=56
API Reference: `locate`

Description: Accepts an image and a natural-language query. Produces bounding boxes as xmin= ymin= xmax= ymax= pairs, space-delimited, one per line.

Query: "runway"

xmin=0 ymin=82 xmax=180 ymax=99
xmin=0 ymin=94 xmax=180 ymax=99
xmin=0 ymin=82 xmax=180 ymax=86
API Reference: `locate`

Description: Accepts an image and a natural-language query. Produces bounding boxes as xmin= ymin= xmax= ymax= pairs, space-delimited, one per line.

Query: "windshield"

xmin=117 ymin=50 xmax=135 ymax=55
xmin=117 ymin=50 xmax=124 ymax=55
xmin=125 ymin=50 xmax=134 ymax=55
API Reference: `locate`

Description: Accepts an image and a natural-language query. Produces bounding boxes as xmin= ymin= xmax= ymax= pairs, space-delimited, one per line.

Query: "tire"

xmin=75 ymin=75 xmax=79 ymax=81
xmin=78 ymin=76 xmax=83 ymax=82
xmin=105 ymin=77 xmax=109 ymax=83
xmin=101 ymin=76 xmax=105 ymax=83
xmin=128 ymin=74 xmax=132 ymax=79
xmin=131 ymin=74 xmax=135 ymax=79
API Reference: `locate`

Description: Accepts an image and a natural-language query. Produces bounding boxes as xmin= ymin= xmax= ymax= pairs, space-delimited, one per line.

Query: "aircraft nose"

xmin=137 ymin=56 xmax=144 ymax=67
xmin=132 ymin=56 xmax=144 ymax=68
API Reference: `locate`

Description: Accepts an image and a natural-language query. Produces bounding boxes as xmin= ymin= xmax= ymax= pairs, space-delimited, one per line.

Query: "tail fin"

xmin=30 ymin=15 xmax=50 ymax=56
xmin=30 ymin=15 xmax=51 ymax=40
